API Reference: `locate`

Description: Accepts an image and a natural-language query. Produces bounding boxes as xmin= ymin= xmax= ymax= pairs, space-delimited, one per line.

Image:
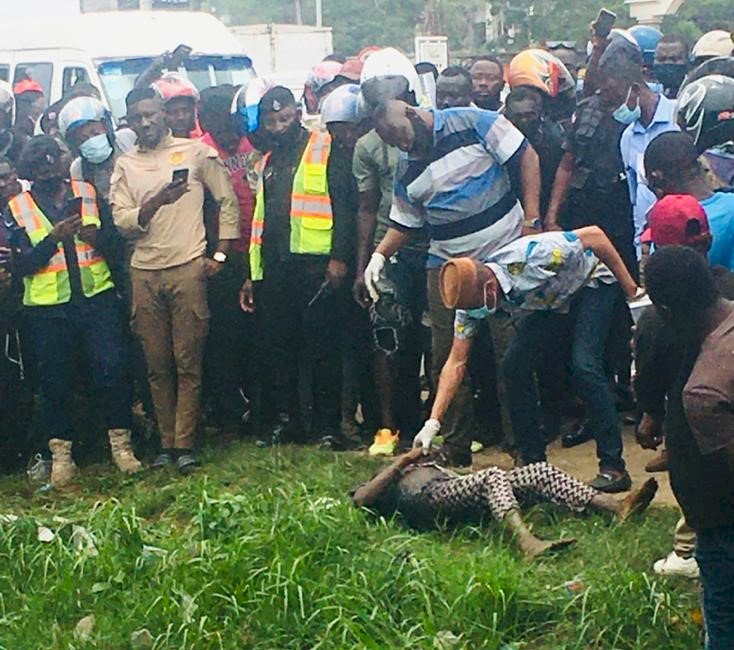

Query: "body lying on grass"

xmin=351 ymin=448 xmax=658 ymax=560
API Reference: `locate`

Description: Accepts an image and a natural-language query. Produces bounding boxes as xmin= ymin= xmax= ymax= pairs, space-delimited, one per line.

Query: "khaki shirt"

xmin=110 ymin=133 xmax=239 ymax=271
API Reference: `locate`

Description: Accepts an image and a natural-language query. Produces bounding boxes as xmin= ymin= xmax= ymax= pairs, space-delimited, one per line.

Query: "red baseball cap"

xmin=641 ymin=194 xmax=710 ymax=247
xmin=13 ymin=79 xmax=44 ymax=96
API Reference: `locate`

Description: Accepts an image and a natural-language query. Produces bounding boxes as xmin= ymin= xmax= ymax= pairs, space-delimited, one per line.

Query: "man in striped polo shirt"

xmin=365 ymin=99 xmax=541 ymax=465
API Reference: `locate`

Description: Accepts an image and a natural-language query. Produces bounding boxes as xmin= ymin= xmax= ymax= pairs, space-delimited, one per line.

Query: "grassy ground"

xmin=0 ymin=442 xmax=702 ymax=649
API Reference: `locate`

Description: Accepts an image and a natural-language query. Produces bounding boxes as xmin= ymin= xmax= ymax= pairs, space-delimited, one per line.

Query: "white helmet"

xmin=321 ymin=84 xmax=361 ymax=124
xmin=692 ymin=30 xmax=734 ymax=60
xmin=0 ymin=80 xmax=14 ymax=125
xmin=360 ymin=47 xmax=419 ymax=93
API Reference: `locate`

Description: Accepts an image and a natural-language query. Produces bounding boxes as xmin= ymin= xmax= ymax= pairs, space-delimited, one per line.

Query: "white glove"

xmin=364 ymin=252 xmax=386 ymax=303
xmin=413 ymin=418 xmax=441 ymax=455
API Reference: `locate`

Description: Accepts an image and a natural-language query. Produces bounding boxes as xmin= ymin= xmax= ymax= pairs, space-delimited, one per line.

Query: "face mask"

xmin=465 ymin=281 xmax=498 ymax=319
xmin=80 ymin=133 xmax=113 ymax=164
xmin=613 ymin=87 xmax=641 ymax=125
xmin=653 ymin=63 xmax=687 ymax=94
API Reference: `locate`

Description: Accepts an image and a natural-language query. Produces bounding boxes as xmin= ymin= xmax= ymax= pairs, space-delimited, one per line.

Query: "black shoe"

xmin=256 ymin=415 xmax=289 ymax=447
xmin=434 ymin=445 xmax=472 ymax=468
xmin=589 ymin=470 xmax=632 ymax=493
xmin=176 ymin=453 xmax=200 ymax=476
xmin=561 ymin=421 xmax=594 ymax=448
xmin=152 ymin=452 xmax=173 ymax=469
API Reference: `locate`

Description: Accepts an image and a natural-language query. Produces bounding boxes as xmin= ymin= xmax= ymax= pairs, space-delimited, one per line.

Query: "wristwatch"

xmin=212 ymin=251 xmax=227 ymax=264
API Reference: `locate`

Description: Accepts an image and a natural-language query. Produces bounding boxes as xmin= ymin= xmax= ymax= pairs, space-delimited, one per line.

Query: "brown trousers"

xmin=131 ymin=257 xmax=210 ymax=450
xmin=426 ymin=268 xmax=514 ymax=452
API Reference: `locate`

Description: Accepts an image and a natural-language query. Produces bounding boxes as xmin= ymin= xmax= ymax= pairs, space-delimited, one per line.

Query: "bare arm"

xmin=351 ymin=448 xmax=424 ymax=508
xmin=429 ymin=337 xmax=474 ymax=423
xmin=576 ymin=226 xmax=639 ymax=297
xmin=519 ymin=144 xmax=541 ymax=226
xmin=353 ymin=189 xmax=380 ymax=307
xmin=545 ymin=151 xmax=576 ymax=230
xmin=374 ymin=227 xmax=413 ymax=259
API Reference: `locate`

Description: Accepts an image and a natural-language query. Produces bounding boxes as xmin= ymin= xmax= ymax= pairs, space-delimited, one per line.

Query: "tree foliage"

xmin=662 ymin=0 xmax=734 ymax=45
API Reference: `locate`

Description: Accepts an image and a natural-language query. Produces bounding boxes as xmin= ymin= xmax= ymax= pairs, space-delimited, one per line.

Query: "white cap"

xmin=360 ymin=47 xmax=419 ymax=92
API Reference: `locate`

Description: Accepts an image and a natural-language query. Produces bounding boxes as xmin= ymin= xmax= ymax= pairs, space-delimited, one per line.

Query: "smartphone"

xmin=594 ymin=8 xmax=616 ymax=38
xmin=62 ymin=197 xmax=83 ymax=219
xmin=171 ymin=168 xmax=189 ymax=185
xmin=172 ymin=44 xmax=193 ymax=61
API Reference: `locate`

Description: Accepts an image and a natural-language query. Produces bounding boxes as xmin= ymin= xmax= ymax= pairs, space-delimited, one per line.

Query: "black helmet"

xmin=677 ymin=74 xmax=734 ymax=152
xmin=687 ymin=56 xmax=734 ymax=84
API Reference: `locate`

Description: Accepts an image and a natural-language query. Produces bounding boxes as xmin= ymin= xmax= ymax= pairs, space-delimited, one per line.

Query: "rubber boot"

xmin=108 ymin=429 xmax=143 ymax=474
xmin=48 ymin=438 xmax=79 ymax=488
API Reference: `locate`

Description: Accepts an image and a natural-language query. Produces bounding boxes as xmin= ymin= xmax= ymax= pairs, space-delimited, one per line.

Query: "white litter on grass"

xmin=0 ymin=514 xmax=19 ymax=524
xmin=71 ymin=525 xmax=99 ymax=557
xmin=130 ymin=628 xmax=154 ymax=648
xmin=37 ymin=526 xmax=55 ymax=543
xmin=74 ymin=614 xmax=95 ymax=641
xmin=434 ymin=631 xmax=462 ymax=649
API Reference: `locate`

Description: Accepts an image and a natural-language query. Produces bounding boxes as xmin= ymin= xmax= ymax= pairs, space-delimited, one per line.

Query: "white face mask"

xmin=79 ymin=133 xmax=113 ymax=164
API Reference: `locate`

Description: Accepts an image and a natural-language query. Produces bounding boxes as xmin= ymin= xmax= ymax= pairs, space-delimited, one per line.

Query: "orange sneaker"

xmin=368 ymin=428 xmax=399 ymax=456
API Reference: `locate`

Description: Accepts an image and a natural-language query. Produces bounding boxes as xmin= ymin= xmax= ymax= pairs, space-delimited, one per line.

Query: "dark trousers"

xmin=28 ymin=291 xmax=132 ymax=444
xmin=257 ymin=257 xmax=341 ymax=438
xmin=503 ymin=284 xmax=625 ymax=471
xmin=204 ymin=258 xmax=253 ymax=429
xmin=697 ymin=524 xmax=734 ymax=650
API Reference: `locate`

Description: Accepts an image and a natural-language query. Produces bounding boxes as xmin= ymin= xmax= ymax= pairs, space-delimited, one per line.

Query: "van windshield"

xmin=97 ymin=55 xmax=256 ymax=121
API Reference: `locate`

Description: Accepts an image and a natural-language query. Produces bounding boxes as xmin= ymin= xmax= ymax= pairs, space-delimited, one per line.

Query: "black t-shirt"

xmin=261 ymin=127 xmax=310 ymax=271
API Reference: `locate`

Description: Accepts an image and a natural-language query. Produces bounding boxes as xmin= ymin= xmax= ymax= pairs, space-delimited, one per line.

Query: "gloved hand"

xmin=413 ymin=418 xmax=441 ymax=455
xmin=364 ymin=252 xmax=386 ymax=303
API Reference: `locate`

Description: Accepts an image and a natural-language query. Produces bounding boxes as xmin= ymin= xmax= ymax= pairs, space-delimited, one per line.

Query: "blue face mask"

xmin=79 ymin=133 xmax=113 ymax=164
xmin=613 ymin=87 xmax=641 ymax=125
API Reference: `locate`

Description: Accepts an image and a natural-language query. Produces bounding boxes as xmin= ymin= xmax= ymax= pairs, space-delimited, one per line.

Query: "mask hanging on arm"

xmin=79 ymin=133 xmax=113 ymax=164
xmin=613 ymin=87 xmax=642 ymax=125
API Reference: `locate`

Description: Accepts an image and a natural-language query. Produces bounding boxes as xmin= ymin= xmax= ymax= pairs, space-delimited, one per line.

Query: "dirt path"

xmin=472 ymin=424 xmax=678 ymax=507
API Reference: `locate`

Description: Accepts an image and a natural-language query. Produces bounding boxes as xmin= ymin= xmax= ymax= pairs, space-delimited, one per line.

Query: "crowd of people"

xmin=1 ymin=16 xmax=734 ymax=648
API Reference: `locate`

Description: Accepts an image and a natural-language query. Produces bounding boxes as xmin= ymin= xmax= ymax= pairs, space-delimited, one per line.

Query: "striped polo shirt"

xmin=389 ymin=107 xmax=526 ymax=268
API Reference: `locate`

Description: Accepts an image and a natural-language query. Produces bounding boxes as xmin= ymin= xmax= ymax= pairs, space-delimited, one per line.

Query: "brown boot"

xmin=645 ymin=449 xmax=668 ymax=473
xmin=108 ymin=429 xmax=143 ymax=474
xmin=48 ymin=438 xmax=79 ymax=488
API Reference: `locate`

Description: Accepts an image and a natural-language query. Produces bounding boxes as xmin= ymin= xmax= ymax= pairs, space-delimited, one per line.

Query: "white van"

xmin=0 ymin=10 xmax=256 ymax=121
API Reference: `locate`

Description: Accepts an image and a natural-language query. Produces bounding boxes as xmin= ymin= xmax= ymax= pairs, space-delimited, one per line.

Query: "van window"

xmin=0 ymin=65 xmax=9 ymax=82
xmin=97 ymin=55 xmax=255 ymax=121
xmin=63 ymin=67 xmax=90 ymax=94
xmin=14 ymin=62 xmax=52 ymax=98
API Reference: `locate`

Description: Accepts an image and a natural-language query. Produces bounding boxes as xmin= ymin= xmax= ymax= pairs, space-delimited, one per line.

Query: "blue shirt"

xmin=703 ymin=192 xmax=734 ymax=271
xmin=454 ymin=231 xmax=613 ymax=339
xmin=389 ymin=107 xmax=526 ymax=268
xmin=620 ymin=95 xmax=679 ymax=256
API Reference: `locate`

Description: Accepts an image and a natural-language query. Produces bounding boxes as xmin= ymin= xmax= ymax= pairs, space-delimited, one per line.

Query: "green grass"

xmin=0 ymin=443 xmax=701 ymax=649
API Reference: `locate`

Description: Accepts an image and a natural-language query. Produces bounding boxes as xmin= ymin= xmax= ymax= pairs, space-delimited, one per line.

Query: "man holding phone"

xmin=111 ymin=87 xmax=239 ymax=475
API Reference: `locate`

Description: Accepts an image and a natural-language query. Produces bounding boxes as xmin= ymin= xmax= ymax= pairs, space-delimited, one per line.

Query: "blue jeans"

xmin=28 ymin=291 xmax=132 ymax=444
xmin=697 ymin=524 xmax=734 ymax=650
xmin=503 ymin=284 xmax=625 ymax=472
xmin=570 ymin=284 xmax=625 ymax=473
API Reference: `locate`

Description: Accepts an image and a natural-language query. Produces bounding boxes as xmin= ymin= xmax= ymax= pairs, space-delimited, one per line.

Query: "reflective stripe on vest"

xmin=249 ymin=131 xmax=333 ymax=281
xmin=8 ymin=182 xmax=114 ymax=307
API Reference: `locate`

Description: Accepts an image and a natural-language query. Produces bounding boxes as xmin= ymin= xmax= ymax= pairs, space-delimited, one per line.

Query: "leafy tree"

xmin=662 ymin=0 xmax=734 ymax=45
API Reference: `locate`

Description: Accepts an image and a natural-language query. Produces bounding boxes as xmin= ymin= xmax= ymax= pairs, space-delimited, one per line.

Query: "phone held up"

xmin=594 ymin=8 xmax=616 ymax=38
xmin=62 ymin=196 xmax=83 ymax=220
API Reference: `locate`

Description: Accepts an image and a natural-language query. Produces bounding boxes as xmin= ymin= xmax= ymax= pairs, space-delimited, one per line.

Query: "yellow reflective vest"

xmin=249 ymin=130 xmax=333 ymax=281
xmin=9 ymin=181 xmax=115 ymax=307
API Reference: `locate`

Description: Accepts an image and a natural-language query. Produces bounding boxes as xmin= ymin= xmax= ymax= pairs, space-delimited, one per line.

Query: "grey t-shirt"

xmin=352 ymin=129 xmax=427 ymax=251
